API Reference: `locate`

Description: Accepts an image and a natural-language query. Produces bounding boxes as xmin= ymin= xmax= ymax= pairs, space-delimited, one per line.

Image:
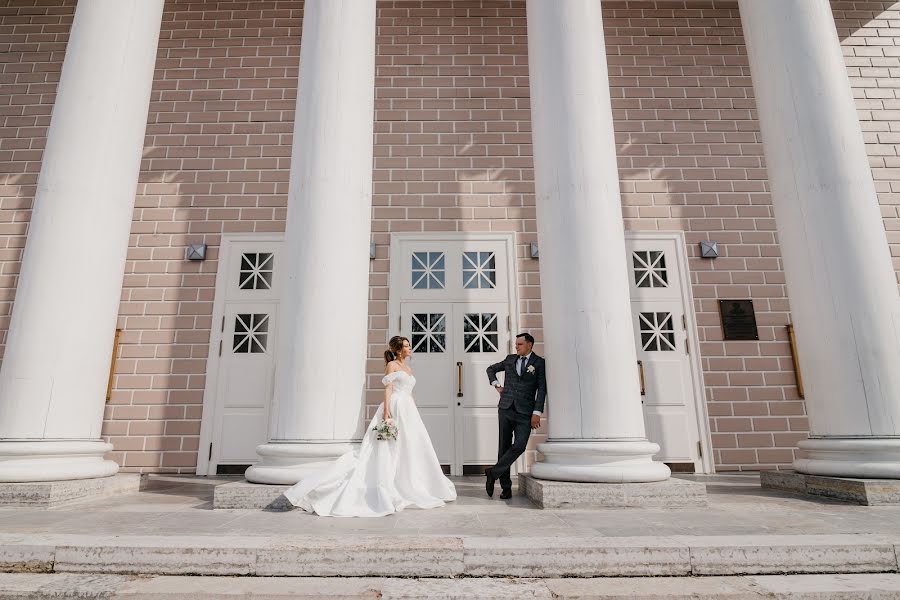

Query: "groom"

xmin=484 ymin=333 xmax=547 ymax=499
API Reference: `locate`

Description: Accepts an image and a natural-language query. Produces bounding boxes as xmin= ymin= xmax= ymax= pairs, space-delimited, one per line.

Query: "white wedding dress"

xmin=283 ymin=370 xmax=457 ymax=517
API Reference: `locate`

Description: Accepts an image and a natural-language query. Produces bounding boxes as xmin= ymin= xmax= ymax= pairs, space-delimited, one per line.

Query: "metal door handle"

xmin=456 ymin=361 xmax=463 ymax=397
xmin=637 ymin=360 xmax=646 ymax=397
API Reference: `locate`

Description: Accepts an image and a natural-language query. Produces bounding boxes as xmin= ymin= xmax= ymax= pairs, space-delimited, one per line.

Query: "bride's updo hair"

xmin=384 ymin=335 xmax=409 ymax=363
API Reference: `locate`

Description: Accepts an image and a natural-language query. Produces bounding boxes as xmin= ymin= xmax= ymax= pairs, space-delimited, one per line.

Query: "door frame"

xmin=196 ymin=232 xmax=284 ymax=476
xmin=626 ymin=231 xmax=714 ymax=474
xmin=389 ymin=232 xmax=522 ymax=474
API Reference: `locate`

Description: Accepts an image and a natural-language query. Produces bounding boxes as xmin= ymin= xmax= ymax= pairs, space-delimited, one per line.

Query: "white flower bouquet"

xmin=373 ymin=418 xmax=399 ymax=441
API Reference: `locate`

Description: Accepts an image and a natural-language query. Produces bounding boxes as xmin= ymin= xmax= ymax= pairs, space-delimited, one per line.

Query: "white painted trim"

xmin=626 ymin=231 xmax=714 ymax=474
xmin=196 ymin=232 xmax=285 ymax=476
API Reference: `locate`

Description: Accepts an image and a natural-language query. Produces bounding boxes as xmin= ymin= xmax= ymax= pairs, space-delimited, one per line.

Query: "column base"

xmin=245 ymin=441 xmax=359 ymax=485
xmin=793 ymin=438 xmax=900 ymax=479
xmin=761 ymin=470 xmax=900 ymax=505
xmin=531 ymin=440 xmax=671 ymax=483
xmin=519 ymin=473 xmax=706 ymax=508
xmin=0 ymin=440 xmax=119 ymax=483
xmin=0 ymin=473 xmax=141 ymax=507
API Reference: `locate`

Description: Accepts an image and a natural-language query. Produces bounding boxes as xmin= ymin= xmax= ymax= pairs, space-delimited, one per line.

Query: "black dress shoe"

xmin=485 ymin=467 xmax=496 ymax=498
xmin=499 ymin=489 xmax=512 ymax=500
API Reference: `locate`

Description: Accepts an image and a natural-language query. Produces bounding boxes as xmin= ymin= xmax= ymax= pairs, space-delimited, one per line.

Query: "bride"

xmin=283 ymin=336 xmax=457 ymax=517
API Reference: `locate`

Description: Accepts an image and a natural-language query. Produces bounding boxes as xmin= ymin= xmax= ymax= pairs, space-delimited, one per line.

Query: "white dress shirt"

xmin=492 ymin=352 xmax=541 ymax=416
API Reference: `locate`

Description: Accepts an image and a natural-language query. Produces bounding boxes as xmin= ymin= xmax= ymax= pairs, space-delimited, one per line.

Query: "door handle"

xmin=637 ymin=360 xmax=646 ymax=398
xmin=456 ymin=361 xmax=463 ymax=398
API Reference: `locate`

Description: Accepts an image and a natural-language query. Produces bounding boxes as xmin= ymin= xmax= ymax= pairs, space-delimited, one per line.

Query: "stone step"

xmin=3 ymin=573 xmax=900 ymax=599
xmin=1 ymin=533 xmax=898 ymax=578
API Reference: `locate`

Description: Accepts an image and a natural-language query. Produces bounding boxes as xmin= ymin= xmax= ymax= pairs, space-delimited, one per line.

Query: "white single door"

xmin=626 ymin=236 xmax=704 ymax=471
xmin=454 ymin=304 xmax=510 ymax=473
xmin=200 ymin=238 xmax=281 ymax=475
xmin=400 ymin=302 xmax=455 ymax=467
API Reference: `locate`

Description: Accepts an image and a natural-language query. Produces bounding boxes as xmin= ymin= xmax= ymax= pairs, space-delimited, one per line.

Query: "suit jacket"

xmin=486 ymin=353 xmax=547 ymax=416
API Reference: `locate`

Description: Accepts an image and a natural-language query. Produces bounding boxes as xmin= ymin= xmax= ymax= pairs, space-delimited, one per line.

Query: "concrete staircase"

xmin=3 ymin=572 xmax=900 ymax=598
xmin=2 ymin=532 xmax=900 ymax=596
xmin=2 ymin=532 xmax=900 ymax=578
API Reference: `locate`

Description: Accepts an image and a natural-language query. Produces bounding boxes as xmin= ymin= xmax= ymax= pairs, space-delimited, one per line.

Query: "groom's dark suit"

xmin=485 ymin=353 xmax=547 ymax=493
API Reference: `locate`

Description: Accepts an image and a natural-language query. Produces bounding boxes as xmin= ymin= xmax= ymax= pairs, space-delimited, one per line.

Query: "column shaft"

xmin=0 ymin=0 xmax=165 ymax=481
xmin=526 ymin=0 xmax=669 ymax=483
xmin=739 ymin=0 xmax=900 ymax=477
xmin=246 ymin=0 xmax=377 ymax=484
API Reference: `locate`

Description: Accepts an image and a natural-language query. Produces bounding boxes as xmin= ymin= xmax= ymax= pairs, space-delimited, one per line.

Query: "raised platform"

xmin=213 ymin=480 xmax=293 ymax=510
xmin=761 ymin=471 xmax=900 ymax=505
xmin=519 ymin=473 xmax=707 ymax=508
xmin=0 ymin=474 xmax=142 ymax=508
xmin=3 ymin=573 xmax=900 ymax=599
xmin=214 ymin=476 xmax=709 ymax=510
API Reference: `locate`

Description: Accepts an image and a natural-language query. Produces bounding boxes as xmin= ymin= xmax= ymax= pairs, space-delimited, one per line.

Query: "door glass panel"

xmin=411 ymin=252 xmax=445 ymax=289
xmin=462 ymin=251 xmax=497 ymax=289
xmin=233 ymin=313 xmax=269 ymax=353
xmin=239 ymin=253 xmax=274 ymax=290
xmin=411 ymin=313 xmax=446 ymax=353
xmin=639 ymin=312 xmax=676 ymax=351
xmin=463 ymin=312 xmax=499 ymax=353
xmin=633 ymin=250 xmax=668 ymax=288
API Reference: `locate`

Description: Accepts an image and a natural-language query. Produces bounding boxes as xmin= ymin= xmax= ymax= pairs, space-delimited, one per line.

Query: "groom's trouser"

xmin=490 ymin=407 xmax=532 ymax=492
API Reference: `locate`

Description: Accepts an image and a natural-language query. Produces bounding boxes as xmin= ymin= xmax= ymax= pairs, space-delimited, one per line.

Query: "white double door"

xmin=391 ymin=234 xmax=519 ymax=476
xmin=400 ymin=302 xmax=510 ymax=476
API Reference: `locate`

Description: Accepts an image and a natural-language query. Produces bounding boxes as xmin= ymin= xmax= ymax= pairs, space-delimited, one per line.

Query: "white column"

xmin=526 ymin=0 xmax=670 ymax=483
xmin=246 ymin=0 xmax=377 ymax=485
xmin=0 ymin=0 xmax=165 ymax=482
xmin=739 ymin=0 xmax=900 ymax=478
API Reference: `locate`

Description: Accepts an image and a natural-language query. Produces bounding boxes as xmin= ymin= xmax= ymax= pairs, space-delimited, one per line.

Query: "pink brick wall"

xmin=1 ymin=0 xmax=898 ymax=474
xmin=370 ymin=1 xmax=541 ymax=463
xmin=835 ymin=2 xmax=900 ymax=287
xmin=605 ymin=2 xmax=803 ymax=470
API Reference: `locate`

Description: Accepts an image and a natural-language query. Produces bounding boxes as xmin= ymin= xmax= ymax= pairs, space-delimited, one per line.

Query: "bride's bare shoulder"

xmin=384 ymin=360 xmax=401 ymax=375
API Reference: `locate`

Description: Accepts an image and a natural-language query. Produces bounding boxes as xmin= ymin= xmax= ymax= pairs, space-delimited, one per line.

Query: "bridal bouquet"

xmin=373 ymin=418 xmax=399 ymax=441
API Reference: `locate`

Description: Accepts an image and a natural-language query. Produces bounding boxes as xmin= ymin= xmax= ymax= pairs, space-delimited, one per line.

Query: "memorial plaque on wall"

xmin=718 ymin=299 xmax=759 ymax=341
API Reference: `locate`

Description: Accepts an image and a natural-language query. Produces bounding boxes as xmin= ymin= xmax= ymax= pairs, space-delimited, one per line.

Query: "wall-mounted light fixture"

xmin=530 ymin=241 xmax=539 ymax=259
xmin=699 ymin=240 xmax=718 ymax=259
xmin=185 ymin=243 xmax=207 ymax=261
xmin=369 ymin=242 xmax=376 ymax=260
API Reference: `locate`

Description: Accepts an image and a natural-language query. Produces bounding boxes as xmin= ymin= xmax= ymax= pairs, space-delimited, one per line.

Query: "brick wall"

xmin=1 ymin=0 xmax=898 ymax=474
xmin=370 ymin=1 xmax=541 ymax=462
xmin=835 ymin=1 xmax=900 ymax=289
xmin=0 ymin=0 xmax=75 ymax=356
xmin=605 ymin=2 xmax=803 ymax=470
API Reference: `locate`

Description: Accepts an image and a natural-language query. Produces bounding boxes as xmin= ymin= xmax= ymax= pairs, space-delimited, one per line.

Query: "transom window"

xmin=463 ymin=251 xmax=497 ymax=289
xmin=411 ymin=313 xmax=446 ymax=353
xmin=240 ymin=253 xmax=274 ymax=290
xmin=633 ymin=251 xmax=668 ymax=288
xmin=412 ymin=252 xmax=445 ymax=290
xmin=639 ymin=312 xmax=676 ymax=352
xmin=463 ymin=313 xmax=499 ymax=353
xmin=233 ymin=313 xmax=269 ymax=353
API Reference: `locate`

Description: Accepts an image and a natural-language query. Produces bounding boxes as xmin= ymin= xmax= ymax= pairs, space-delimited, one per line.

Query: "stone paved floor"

xmin=1 ymin=473 xmax=899 ymax=538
